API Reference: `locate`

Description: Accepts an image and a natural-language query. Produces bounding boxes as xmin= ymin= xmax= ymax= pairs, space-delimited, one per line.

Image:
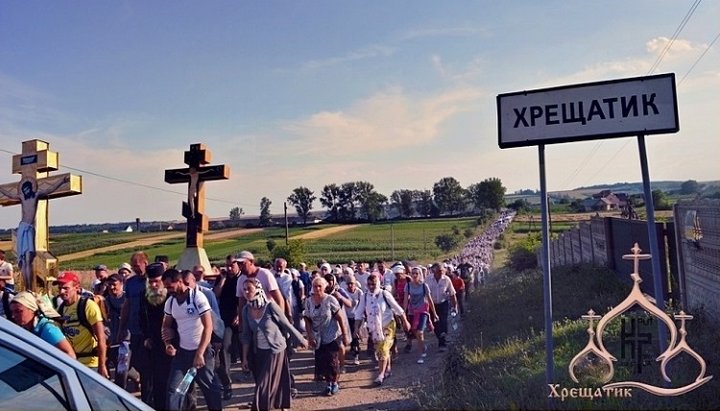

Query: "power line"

xmin=0 ymin=147 xmax=252 ymax=208
xmin=647 ymin=0 xmax=703 ymax=75
xmin=573 ymin=0 xmax=704 ymax=189
xmin=679 ymin=31 xmax=720 ymax=85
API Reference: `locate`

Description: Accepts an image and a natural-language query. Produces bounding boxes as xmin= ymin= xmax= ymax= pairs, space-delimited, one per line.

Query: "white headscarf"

xmin=246 ymin=278 xmax=268 ymax=309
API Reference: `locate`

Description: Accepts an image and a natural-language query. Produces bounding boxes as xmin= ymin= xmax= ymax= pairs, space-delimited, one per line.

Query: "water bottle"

xmin=116 ymin=341 xmax=130 ymax=374
xmin=175 ymin=367 xmax=197 ymax=395
xmin=450 ymin=310 xmax=459 ymax=331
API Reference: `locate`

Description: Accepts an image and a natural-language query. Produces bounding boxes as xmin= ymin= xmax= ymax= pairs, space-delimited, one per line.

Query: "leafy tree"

xmin=508 ymin=198 xmax=531 ymax=212
xmin=259 ymin=197 xmax=272 ymax=226
xmin=338 ymin=182 xmax=358 ymax=221
xmin=270 ymin=239 xmax=307 ymax=267
xmin=680 ymin=179 xmax=701 ymax=195
xmin=229 ymin=206 xmax=244 ymax=227
xmin=416 ymin=190 xmax=436 ymax=217
xmin=390 ymin=189 xmax=415 ymax=218
xmin=435 ymin=233 xmax=460 ymax=253
xmin=467 ymin=177 xmax=506 ymax=211
xmin=433 ymin=177 xmax=466 ymax=216
xmin=651 ymin=189 xmax=671 ymax=210
xmin=287 ymin=186 xmax=316 ymax=225
xmin=354 ymin=181 xmax=387 ymax=222
xmin=319 ymin=184 xmax=342 ymax=222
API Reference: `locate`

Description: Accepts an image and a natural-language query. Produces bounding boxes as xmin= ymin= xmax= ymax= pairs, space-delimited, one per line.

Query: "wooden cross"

xmin=164 ymin=143 xmax=229 ymax=248
xmin=0 ymin=139 xmax=82 ymax=291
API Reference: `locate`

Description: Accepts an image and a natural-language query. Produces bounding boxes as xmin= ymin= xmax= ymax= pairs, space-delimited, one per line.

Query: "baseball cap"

xmin=94 ymin=264 xmax=108 ymax=271
xmin=118 ymin=263 xmax=132 ymax=273
xmin=320 ymin=262 xmax=332 ymax=271
xmin=234 ymin=250 xmax=255 ymax=262
xmin=53 ymin=271 xmax=80 ymax=285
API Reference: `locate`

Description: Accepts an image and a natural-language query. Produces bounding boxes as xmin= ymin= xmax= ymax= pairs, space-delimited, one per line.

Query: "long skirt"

xmin=250 ymin=348 xmax=292 ymax=410
xmin=316 ymin=340 xmax=341 ymax=383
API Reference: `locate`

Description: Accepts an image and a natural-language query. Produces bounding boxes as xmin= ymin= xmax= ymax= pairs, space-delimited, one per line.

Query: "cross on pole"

xmin=0 ymin=139 xmax=82 ymax=291
xmin=164 ymin=143 xmax=229 ymax=248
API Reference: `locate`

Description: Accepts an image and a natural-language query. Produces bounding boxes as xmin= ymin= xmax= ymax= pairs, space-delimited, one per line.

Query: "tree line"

xmin=230 ymin=176 xmax=507 ymax=226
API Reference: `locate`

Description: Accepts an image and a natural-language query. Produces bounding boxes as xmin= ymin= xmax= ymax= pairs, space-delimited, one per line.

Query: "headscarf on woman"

xmin=246 ymin=278 xmax=268 ymax=309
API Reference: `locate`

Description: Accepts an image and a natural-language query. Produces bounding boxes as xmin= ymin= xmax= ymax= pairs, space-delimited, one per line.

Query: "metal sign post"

xmin=637 ymin=134 xmax=669 ymax=353
xmin=538 ymin=144 xmax=554 ymax=385
xmin=497 ymin=73 xmax=679 ymax=390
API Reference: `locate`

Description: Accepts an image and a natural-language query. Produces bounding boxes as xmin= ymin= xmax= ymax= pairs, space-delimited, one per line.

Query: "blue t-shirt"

xmin=33 ymin=317 xmax=66 ymax=347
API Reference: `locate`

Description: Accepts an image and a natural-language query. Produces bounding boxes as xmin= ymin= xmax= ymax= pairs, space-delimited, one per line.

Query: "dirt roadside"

xmin=206 ymin=321 xmax=460 ymax=411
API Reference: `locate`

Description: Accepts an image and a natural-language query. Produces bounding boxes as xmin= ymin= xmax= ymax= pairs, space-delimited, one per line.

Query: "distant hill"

xmin=508 ymin=180 xmax=720 ymax=203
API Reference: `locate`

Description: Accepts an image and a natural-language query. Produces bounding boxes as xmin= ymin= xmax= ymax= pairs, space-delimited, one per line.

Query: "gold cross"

xmin=0 ymin=140 xmax=82 ymax=291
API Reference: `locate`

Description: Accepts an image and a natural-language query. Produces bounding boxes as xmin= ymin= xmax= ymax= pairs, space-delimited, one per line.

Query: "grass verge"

xmin=415 ymin=264 xmax=719 ymax=410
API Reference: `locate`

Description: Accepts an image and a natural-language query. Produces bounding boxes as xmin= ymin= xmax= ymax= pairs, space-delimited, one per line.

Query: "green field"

xmin=58 ymin=217 xmax=484 ymax=270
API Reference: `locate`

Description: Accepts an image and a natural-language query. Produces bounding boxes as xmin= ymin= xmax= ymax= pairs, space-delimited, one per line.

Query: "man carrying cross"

xmin=0 ymin=174 xmax=69 ymax=288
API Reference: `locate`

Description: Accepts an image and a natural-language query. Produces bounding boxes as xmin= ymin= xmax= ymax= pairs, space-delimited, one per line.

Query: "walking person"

xmin=241 ymin=278 xmax=307 ymax=410
xmin=304 ymin=276 xmax=351 ymax=396
xmin=426 ymin=263 xmax=458 ymax=352
xmin=138 ymin=266 xmax=172 ymax=410
xmin=162 ymin=269 xmax=223 ymax=411
xmin=54 ymin=271 xmax=109 ymax=378
xmin=343 ymin=274 xmax=363 ymax=366
xmin=354 ymin=273 xmax=410 ymax=386
xmin=213 ymin=256 xmax=242 ymax=400
xmin=117 ymin=252 xmax=152 ymax=395
xmin=403 ymin=267 xmax=437 ymax=364
xmin=9 ymin=291 xmax=76 ymax=358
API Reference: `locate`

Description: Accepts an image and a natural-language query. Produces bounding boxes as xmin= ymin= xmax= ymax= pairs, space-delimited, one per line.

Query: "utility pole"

xmin=284 ymin=202 xmax=289 ymax=245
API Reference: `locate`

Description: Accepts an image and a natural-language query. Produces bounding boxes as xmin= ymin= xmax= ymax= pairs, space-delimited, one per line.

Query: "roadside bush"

xmin=508 ymin=232 xmax=541 ymax=271
xmin=435 ymin=233 xmax=460 ymax=253
xmin=270 ymin=239 xmax=307 ymax=267
xmin=463 ymin=228 xmax=475 ymax=239
xmin=266 ymin=238 xmax=277 ymax=252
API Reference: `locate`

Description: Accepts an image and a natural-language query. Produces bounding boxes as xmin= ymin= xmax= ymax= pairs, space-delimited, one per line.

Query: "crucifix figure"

xmin=164 ymin=143 xmax=230 ymax=249
xmin=0 ymin=140 xmax=82 ymax=291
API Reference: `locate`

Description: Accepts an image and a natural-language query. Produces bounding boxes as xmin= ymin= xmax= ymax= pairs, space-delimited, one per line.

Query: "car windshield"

xmin=0 ymin=342 xmax=70 ymax=410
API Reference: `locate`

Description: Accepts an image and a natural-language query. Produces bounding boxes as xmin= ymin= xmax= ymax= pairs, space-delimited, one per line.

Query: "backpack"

xmin=58 ymin=294 xmax=111 ymax=356
xmin=169 ymin=288 xmax=225 ymax=343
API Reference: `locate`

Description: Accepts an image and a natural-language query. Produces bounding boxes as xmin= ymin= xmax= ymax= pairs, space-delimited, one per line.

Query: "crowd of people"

xmin=0 ymin=211 xmax=515 ymax=411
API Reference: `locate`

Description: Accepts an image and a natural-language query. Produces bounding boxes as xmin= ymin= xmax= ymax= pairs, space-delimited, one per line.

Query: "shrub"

xmin=463 ymin=228 xmax=475 ymax=239
xmin=266 ymin=238 xmax=277 ymax=252
xmin=508 ymin=233 xmax=541 ymax=271
xmin=435 ymin=233 xmax=460 ymax=253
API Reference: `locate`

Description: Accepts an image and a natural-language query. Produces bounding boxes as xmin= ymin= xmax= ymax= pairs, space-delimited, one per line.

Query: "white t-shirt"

xmin=164 ymin=289 xmax=211 ymax=351
xmin=355 ymin=271 xmax=370 ymax=290
xmin=0 ymin=261 xmax=14 ymax=285
xmin=236 ymin=267 xmax=279 ymax=299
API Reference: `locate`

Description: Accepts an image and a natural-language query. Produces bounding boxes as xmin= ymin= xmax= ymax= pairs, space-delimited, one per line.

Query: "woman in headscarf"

xmin=9 ymin=291 xmax=76 ymax=358
xmin=241 ymin=278 xmax=307 ymax=410
xmin=354 ymin=273 xmax=410 ymax=386
xmin=303 ymin=276 xmax=350 ymax=396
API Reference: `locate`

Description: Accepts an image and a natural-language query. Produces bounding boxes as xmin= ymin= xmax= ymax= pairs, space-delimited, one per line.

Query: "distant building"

xmin=581 ymin=191 xmax=628 ymax=212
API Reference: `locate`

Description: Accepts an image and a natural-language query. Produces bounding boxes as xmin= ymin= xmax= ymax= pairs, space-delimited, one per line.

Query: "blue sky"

xmin=1 ymin=1 xmax=718 ymax=229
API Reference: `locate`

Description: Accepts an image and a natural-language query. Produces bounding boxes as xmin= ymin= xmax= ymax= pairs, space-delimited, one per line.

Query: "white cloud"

xmin=298 ymin=44 xmax=395 ymax=71
xmin=646 ymin=36 xmax=703 ymax=57
xmin=280 ymin=86 xmax=485 ymax=156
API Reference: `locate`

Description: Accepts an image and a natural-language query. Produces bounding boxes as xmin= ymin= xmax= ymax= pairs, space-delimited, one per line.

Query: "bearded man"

xmin=138 ymin=263 xmax=172 ymax=410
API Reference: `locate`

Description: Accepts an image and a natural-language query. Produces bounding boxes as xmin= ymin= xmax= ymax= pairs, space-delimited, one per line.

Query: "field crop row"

xmin=58 ymin=217 xmax=484 ymax=270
